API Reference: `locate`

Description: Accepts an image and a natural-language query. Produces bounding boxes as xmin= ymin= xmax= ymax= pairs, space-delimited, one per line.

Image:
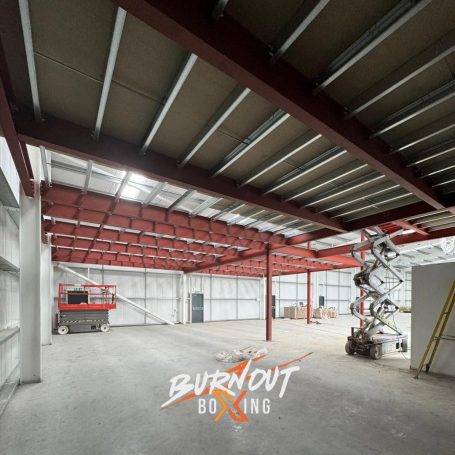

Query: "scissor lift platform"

xmin=57 ymin=283 xmax=116 ymax=335
xmin=346 ymin=327 xmax=408 ymax=359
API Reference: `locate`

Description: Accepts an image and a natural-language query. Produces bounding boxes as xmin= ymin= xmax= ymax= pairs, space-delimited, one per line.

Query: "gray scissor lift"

xmin=346 ymin=227 xmax=408 ymax=360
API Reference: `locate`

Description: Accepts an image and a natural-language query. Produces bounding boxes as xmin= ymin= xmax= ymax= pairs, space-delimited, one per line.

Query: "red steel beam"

xmin=15 ymin=110 xmax=344 ymax=232
xmin=306 ymin=270 xmax=311 ymax=325
xmin=286 ymin=228 xmax=339 ymax=245
xmin=344 ymin=200 xmax=454 ymax=232
xmin=184 ymin=200 xmax=455 ymax=273
xmin=113 ymin=0 xmax=444 ymax=210
xmin=53 ymin=246 xmax=192 ymax=265
xmin=317 ymin=226 xmax=455 ymax=258
xmin=232 ymin=257 xmax=337 ymax=271
xmin=44 ymin=220 xmax=240 ymax=257
xmin=393 ymin=220 xmax=429 ymax=236
xmin=44 ymin=204 xmax=276 ymax=251
xmin=53 ymin=251 xmax=187 ymax=269
xmin=266 ymin=246 xmax=272 ymax=341
xmin=307 ymin=241 xmax=312 ymax=325
xmin=42 ymin=184 xmax=287 ymax=246
xmin=0 ymin=71 xmax=34 ymax=196
xmin=52 ymin=237 xmax=207 ymax=262
xmin=187 ymin=232 xmax=358 ymax=272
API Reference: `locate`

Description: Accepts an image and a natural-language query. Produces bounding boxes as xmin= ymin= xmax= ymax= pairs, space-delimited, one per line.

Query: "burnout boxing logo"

xmin=161 ymin=352 xmax=312 ymax=423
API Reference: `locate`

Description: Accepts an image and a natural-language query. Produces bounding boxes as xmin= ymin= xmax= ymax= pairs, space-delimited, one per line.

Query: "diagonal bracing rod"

xmin=57 ymin=263 xmax=174 ymax=325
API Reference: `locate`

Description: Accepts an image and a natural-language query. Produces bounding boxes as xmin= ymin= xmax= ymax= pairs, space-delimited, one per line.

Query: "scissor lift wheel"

xmin=370 ymin=344 xmax=382 ymax=360
xmin=57 ymin=325 xmax=69 ymax=335
xmin=100 ymin=323 xmax=110 ymax=332
xmin=345 ymin=341 xmax=355 ymax=355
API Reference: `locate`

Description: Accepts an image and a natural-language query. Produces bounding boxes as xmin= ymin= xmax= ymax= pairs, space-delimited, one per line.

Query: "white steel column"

xmin=40 ymin=237 xmax=52 ymax=346
xmin=20 ymin=180 xmax=41 ymax=383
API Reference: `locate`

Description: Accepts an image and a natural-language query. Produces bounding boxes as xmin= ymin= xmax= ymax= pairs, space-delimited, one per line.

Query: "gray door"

xmin=191 ymin=293 xmax=204 ymax=323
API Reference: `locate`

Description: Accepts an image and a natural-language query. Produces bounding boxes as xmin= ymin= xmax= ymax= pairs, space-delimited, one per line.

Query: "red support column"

xmin=266 ymin=245 xmax=272 ymax=341
xmin=360 ymin=233 xmax=365 ymax=327
xmin=306 ymin=241 xmax=312 ymax=325
xmin=306 ymin=271 xmax=312 ymax=324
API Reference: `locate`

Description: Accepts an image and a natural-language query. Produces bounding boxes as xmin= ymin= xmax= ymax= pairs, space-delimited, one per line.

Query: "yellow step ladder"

xmin=415 ymin=280 xmax=455 ymax=379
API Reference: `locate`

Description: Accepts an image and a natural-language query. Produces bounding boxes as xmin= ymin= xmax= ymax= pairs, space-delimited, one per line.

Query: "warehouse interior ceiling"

xmin=40 ymin=146 xmax=455 ymax=273
xmin=0 ymin=0 xmax=455 ymax=275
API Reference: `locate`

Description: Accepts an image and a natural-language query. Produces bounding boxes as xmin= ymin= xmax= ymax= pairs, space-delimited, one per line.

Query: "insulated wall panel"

xmin=145 ymin=272 xmax=179 ymax=324
xmin=0 ymin=143 xmax=20 ymax=388
xmin=189 ymin=274 xmax=262 ymax=321
xmin=53 ymin=265 xmax=181 ymax=325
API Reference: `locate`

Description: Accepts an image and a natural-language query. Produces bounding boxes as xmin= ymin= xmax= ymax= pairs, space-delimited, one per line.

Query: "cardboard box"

xmin=284 ymin=306 xmax=307 ymax=319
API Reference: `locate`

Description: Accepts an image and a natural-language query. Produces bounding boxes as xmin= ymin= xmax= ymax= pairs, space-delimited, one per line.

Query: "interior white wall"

xmin=52 ymin=264 xmax=413 ymax=327
xmin=188 ymin=274 xmax=263 ymax=321
xmin=53 ymin=264 xmax=182 ymax=325
xmin=0 ymin=138 xmax=20 ymax=389
xmin=411 ymin=262 xmax=455 ymax=377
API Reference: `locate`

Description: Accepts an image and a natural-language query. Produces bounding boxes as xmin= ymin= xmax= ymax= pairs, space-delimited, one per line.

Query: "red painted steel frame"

xmin=306 ymin=242 xmax=312 ymax=325
xmin=0 ymin=72 xmax=34 ymax=196
xmin=113 ymin=0 xmax=444 ymax=210
xmin=266 ymin=246 xmax=273 ymax=341
xmin=16 ymin=111 xmax=343 ymax=233
xmin=58 ymin=283 xmax=117 ymax=311
xmin=317 ymin=227 xmax=455 ymax=258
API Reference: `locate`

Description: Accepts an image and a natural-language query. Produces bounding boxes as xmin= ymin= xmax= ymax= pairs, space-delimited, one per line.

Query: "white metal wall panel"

xmin=0 ymin=137 xmax=20 ymax=204
xmin=189 ymin=275 xmax=262 ymax=321
xmin=145 ymin=272 xmax=179 ymax=324
xmin=210 ymin=276 xmax=237 ymax=320
xmin=0 ymin=273 xmax=19 ymax=330
xmin=237 ymin=299 xmax=260 ymax=319
xmin=404 ymin=270 xmax=412 ymax=307
xmin=0 ymin=332 xmax=19 ymax=388
xmin=106 ymin=270 xmax=146 ymax=325
xmin=52 ymin=265 xmax=181 ymax=325
xmin=210 ymin=300 xmax=236 ymax=320
xmin=0 ymin=205 xmax=19 ymax=267
xmin=0 ymin=150 xmax=20 ymax=388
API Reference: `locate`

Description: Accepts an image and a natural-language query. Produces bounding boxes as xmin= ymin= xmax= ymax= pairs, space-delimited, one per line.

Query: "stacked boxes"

xmin=313 ymin=307 xmax=338 ymax=318
xmin=283 ymin=306 xmax=307 ymax=319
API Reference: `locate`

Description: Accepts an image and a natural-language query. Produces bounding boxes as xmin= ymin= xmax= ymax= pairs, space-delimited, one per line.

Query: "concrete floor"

xmin=1 ymin=314 xmax=454 ymax=455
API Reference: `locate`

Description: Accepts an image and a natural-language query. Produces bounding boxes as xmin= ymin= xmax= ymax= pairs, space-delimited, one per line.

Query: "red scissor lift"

xmin=57 ymin=283 xmax=117 ymax=335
